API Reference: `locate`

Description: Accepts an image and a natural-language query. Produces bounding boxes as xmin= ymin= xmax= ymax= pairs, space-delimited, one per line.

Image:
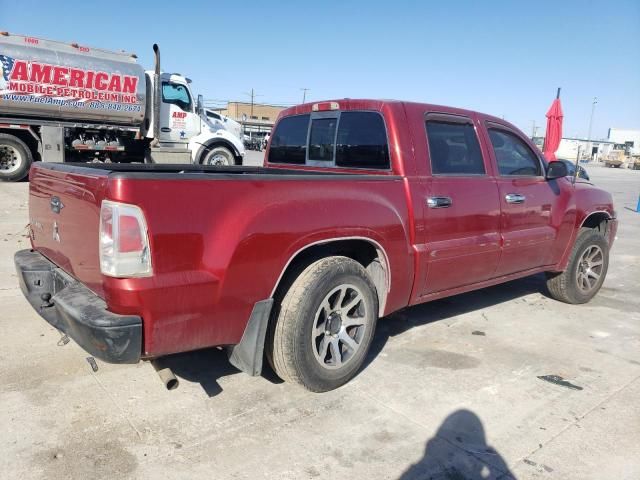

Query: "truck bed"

xmin=41 ymin=162 xmax=397 ymax=179
xmin=27 ymin=161 xmax=410 ymax=358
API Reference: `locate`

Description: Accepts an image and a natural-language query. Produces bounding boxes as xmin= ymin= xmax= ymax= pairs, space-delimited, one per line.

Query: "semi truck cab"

xmin=149 ymin=71 xmax=244 ymax=165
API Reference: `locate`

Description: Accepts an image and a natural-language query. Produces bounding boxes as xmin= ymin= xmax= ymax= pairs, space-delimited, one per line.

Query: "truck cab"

xmin=147 ymin=71 xmax=245 ymax=165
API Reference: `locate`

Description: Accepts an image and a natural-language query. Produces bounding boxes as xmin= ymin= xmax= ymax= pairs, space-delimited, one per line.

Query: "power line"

xmin=301 ymin=88 xmax=310 ymax=103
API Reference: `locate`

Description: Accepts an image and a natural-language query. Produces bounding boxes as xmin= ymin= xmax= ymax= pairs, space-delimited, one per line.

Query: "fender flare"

xmin=195 ymin=138 xmax=242 ymax=164
xmin=556 ymin=210 xmax=614 ymax=271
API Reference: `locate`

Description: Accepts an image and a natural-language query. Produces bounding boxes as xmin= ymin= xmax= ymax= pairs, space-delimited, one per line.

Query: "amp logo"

xmin=172 ymin=112 xmax=187 ymax=119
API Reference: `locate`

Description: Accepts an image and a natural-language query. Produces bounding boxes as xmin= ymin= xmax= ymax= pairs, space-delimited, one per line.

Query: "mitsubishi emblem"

xmin=50 ymin=196 xmax=64 ymax=214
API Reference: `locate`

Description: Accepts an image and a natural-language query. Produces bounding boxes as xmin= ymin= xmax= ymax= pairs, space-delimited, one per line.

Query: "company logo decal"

xmin=0 ymin=53 xmax=141 ymax=112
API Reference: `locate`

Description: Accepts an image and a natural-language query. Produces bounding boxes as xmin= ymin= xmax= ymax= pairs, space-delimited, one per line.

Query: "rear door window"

xmin=425 ymin=120 xmax=485 ymax=175
xmin=268 ymin=114 xmax=310 ymax=164
xmin=336 ymin=112 xmax=389 ymax=169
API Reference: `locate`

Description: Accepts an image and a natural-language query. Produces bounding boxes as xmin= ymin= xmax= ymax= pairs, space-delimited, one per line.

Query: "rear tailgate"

xmin=29 ymin=163 xmax=109 ymax=297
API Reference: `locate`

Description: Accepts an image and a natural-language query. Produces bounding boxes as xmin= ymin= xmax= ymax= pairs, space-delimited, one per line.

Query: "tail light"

xmin=99 ymin=200 xmax=152 ymax=277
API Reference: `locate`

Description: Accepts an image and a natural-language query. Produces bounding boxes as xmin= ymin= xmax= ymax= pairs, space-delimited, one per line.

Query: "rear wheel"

xmin=546 ymin=228 xmax=609 ymax=304
xmin=0 ymin=134 xmax=32 ymax=182
xmin=267 ymin=256 xmax=378 ymax=392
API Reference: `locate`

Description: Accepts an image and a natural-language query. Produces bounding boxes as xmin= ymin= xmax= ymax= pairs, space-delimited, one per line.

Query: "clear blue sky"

xmin=2 ymin=0 xmax=638 ymax=139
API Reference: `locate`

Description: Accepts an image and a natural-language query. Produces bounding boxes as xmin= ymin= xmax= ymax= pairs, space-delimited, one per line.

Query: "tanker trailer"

xmin=0 ymin=31 xmax=245 ymax=181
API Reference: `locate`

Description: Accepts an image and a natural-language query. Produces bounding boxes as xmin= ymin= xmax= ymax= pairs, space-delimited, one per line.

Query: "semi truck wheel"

xmin=201 ymin=145 xmax=235 ymax=166
xmin=0 ymin=134 xmax=33 ymax=182
xmin=267 ymin=256 xmax=379 ymax=392
xmin=546 ymin=228 xmax=609 ymax=304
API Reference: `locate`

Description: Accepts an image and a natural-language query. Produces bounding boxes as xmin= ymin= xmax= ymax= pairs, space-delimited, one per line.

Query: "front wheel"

xmin=546 ymin=228 xmax=610 ymax=304
xmin=201 ymin=145 xmax=235 ymax=166
xmin=267 ymin=256 xmax=379 ymax=392
xmin=0 ymin=133 xmax=33 ymax=182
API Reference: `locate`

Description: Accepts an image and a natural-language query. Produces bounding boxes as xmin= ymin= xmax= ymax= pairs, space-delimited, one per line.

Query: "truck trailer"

xmin=0 ymin=31 xmax=245 ymax=181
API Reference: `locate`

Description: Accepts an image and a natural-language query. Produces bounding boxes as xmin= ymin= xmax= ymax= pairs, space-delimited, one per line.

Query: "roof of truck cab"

xmin=277 ymin=99 xmax=514 ymax=128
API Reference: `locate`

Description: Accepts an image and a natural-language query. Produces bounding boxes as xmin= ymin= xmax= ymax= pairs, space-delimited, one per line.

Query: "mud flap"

xmin=227 ymin=299 xmax=274 ymax=376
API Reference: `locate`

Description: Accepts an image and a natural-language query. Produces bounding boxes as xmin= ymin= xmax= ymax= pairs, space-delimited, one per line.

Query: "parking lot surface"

xmin=1 ymin=162 xmax=638 ymax=479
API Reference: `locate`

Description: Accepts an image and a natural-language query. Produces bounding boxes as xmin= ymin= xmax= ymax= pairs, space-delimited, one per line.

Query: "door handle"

xmin=505 ymin=193 xmax=526 ymax=204
xmin=161 ymin=127 xmax=172 ymax=132
xmin=427 ymin=196 xmax=453 ymax=208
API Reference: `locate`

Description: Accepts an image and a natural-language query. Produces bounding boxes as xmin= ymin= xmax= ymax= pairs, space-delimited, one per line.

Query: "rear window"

xmin=309 ymin=118 xmax=337 ymax=161
xmin=336 ymin=112 xmax=389 ymax=169
xmin=269 ymin=111 xmax=389 ymax=169
xmin=268 ymin=114 xmax=309 ymax=164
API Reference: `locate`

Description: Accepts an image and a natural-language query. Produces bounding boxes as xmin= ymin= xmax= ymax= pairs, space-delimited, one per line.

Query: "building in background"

xmin=607 ymin=128 xmax=640 ymax=156
xmin=532 ymin=136 xmax=615 ymax=161
xmin=555 ymin=137 xmax=616 ymax=161
xmin=210 ymin=102 xmax=286 ymax=138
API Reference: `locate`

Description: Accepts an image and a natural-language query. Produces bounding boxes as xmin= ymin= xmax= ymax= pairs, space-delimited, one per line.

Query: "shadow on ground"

xmin=399 ymin=409 xmax=516 ymax=479
xmin=364 ymin=273 xmax=548 ymax=369
xmin=161 ymin=273 xmax=548 ymax=397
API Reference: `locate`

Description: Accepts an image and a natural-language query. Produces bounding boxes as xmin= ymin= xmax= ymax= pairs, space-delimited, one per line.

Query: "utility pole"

xmin=586 ymin=97 xmax=597 ymax=161
xmin=242 ymin=89 xmax=263 ymax=137
xmin=301 ymin=88 xmax=310 ymax=103
xmin=531 ymin=120 xmax=537 ymax=140
xmin=243 ymin=88 xmax=263 ymax=119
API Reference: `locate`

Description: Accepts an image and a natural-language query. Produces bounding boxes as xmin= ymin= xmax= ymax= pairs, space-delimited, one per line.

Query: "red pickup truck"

xmin=15 ymin=99 xmax=617 ymax=392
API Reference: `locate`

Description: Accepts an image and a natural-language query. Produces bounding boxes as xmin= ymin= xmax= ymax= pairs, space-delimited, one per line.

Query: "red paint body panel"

xmin=27 ymin=99 xmax=617 ymax=359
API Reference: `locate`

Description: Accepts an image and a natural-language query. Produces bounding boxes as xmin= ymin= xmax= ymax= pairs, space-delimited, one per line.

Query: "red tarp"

xmin=543 ymin=97 xmax=563 ymax=161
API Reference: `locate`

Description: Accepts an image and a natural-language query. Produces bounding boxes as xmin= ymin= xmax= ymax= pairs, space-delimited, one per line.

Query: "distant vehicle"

xmin=604 ymin=151 xmax=625 ymax=168
xmin=559 ymin=159 xmax=590 ymax=181
xmin=0 ymin=32 xmax=245 ymax=181
xmin=16 ymin=99 xmax=618 ymax=393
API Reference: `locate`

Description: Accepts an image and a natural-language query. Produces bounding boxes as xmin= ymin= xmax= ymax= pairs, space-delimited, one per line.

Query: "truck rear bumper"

xmin=14 ymin=249 xmax=142 ymax=364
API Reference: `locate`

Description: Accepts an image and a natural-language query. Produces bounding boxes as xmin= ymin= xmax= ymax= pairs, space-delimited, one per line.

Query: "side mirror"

xmin=546 ymin=161 xmax=568 ymax=180
xmin=196 ymin=94 xmax=204 ymax=115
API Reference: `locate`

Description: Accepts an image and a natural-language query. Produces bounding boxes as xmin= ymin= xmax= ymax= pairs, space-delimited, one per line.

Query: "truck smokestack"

xmin=151 ymin=44 xmax=161 ymax=147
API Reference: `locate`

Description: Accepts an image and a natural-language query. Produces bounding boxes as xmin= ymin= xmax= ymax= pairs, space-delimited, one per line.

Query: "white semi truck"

xmin=0 ymin=31 xmax=244 ymax=181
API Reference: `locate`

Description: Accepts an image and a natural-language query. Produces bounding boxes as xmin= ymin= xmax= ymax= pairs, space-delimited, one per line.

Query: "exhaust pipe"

xmin=151 ymin=359 xmax=179 ymax=390
xmin=150 ymin=43 xmax=161 ymax=148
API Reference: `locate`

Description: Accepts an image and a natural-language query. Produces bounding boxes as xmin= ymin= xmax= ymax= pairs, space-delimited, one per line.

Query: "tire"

xmin=0 ymin=133 xmax=33 ymax=182
xmin=201 ymin=145 xmax=235 ymax=166
xmin=267 ymin=256 xmax=379 ymax=392
xmin=546 ymin=228 xmax=609 ymax=304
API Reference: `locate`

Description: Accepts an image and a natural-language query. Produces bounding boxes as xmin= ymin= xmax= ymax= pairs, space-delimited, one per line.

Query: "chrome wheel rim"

xmin=576 ymin=245 xmax=604 ymax=294
xmin=0 ymin=144 xmax=22 ymax=174
xmin=311 ymin=284 xmax=368 ymax=370
xmin=205 ymin=150 xmax=231 ymax=166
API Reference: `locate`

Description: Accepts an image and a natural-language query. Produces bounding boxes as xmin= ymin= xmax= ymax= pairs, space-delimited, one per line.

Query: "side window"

xmin=489 ymin=129 xmax=542 ymax=176
xmin=336 ymin=112 xmax=389 ymax=169
xmin=162 ymin=82 xmax=191 ymax=111
xmin=425 ymin=121 xmax=485 ymax=175
xmin=268 ymin=114 xmax=309 ymax=164
xmin=308 ymin=118 xmax=337 ymax=161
